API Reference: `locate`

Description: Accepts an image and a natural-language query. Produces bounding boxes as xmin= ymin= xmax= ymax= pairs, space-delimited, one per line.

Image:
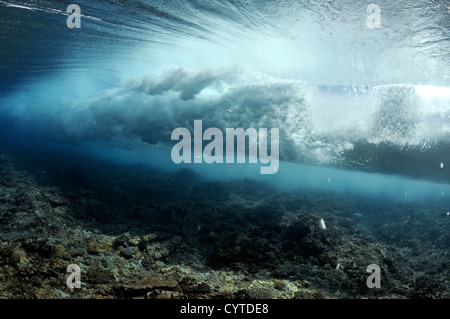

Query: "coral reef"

xmin=0 ymin=152 xmax=448 ymax=299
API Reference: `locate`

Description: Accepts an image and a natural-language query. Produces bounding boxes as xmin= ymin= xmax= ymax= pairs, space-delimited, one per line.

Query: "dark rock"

xmin=22 ymin=239 xmax=55 ymax=258
xmin=120 ymin=246 xmax=138 ymax=258
xmin=3 ymin=232 xmax=25 ymax=240
xmin=283 ymin=215 xmax=339 ymax=264
xmin=71 ymin=247 xmax=87 ymax=257
xmin=113 ymin=233 xmax=140 ymax=249
xmin=86 ymin=264 xmax=115 ymax=285
xmin=119 ymin=278 xmax=179 ymax=298
xmin=413 ymin=276 xmax=444 ymax=299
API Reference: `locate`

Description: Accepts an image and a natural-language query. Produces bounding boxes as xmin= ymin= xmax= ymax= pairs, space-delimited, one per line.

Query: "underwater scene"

xmin=0 ymin=0 xmax=449 ymax=300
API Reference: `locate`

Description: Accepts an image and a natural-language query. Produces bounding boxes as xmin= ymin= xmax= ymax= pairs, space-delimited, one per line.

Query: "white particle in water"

xmin=319 ymin=218 xmax=326 ymax=230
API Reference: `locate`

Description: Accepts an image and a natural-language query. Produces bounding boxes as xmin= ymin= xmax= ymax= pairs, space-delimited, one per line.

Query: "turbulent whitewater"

xmin=1 ymin=0 xmax=450 ymax=187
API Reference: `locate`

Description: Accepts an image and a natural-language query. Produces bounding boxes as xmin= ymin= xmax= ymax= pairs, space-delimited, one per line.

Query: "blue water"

xmin=1 ymin=0 xmax=450 ymax=203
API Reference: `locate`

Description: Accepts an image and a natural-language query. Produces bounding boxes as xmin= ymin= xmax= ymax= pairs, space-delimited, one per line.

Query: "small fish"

xmin=440 ymin=162 xmax=444 ymax=170
xmin=227 ymin=109 xmax=232 ymax=113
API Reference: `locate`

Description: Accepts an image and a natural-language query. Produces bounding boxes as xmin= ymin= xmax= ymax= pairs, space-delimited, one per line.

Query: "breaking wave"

xmin=1 ymin=0 xmax=450 ymax=189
